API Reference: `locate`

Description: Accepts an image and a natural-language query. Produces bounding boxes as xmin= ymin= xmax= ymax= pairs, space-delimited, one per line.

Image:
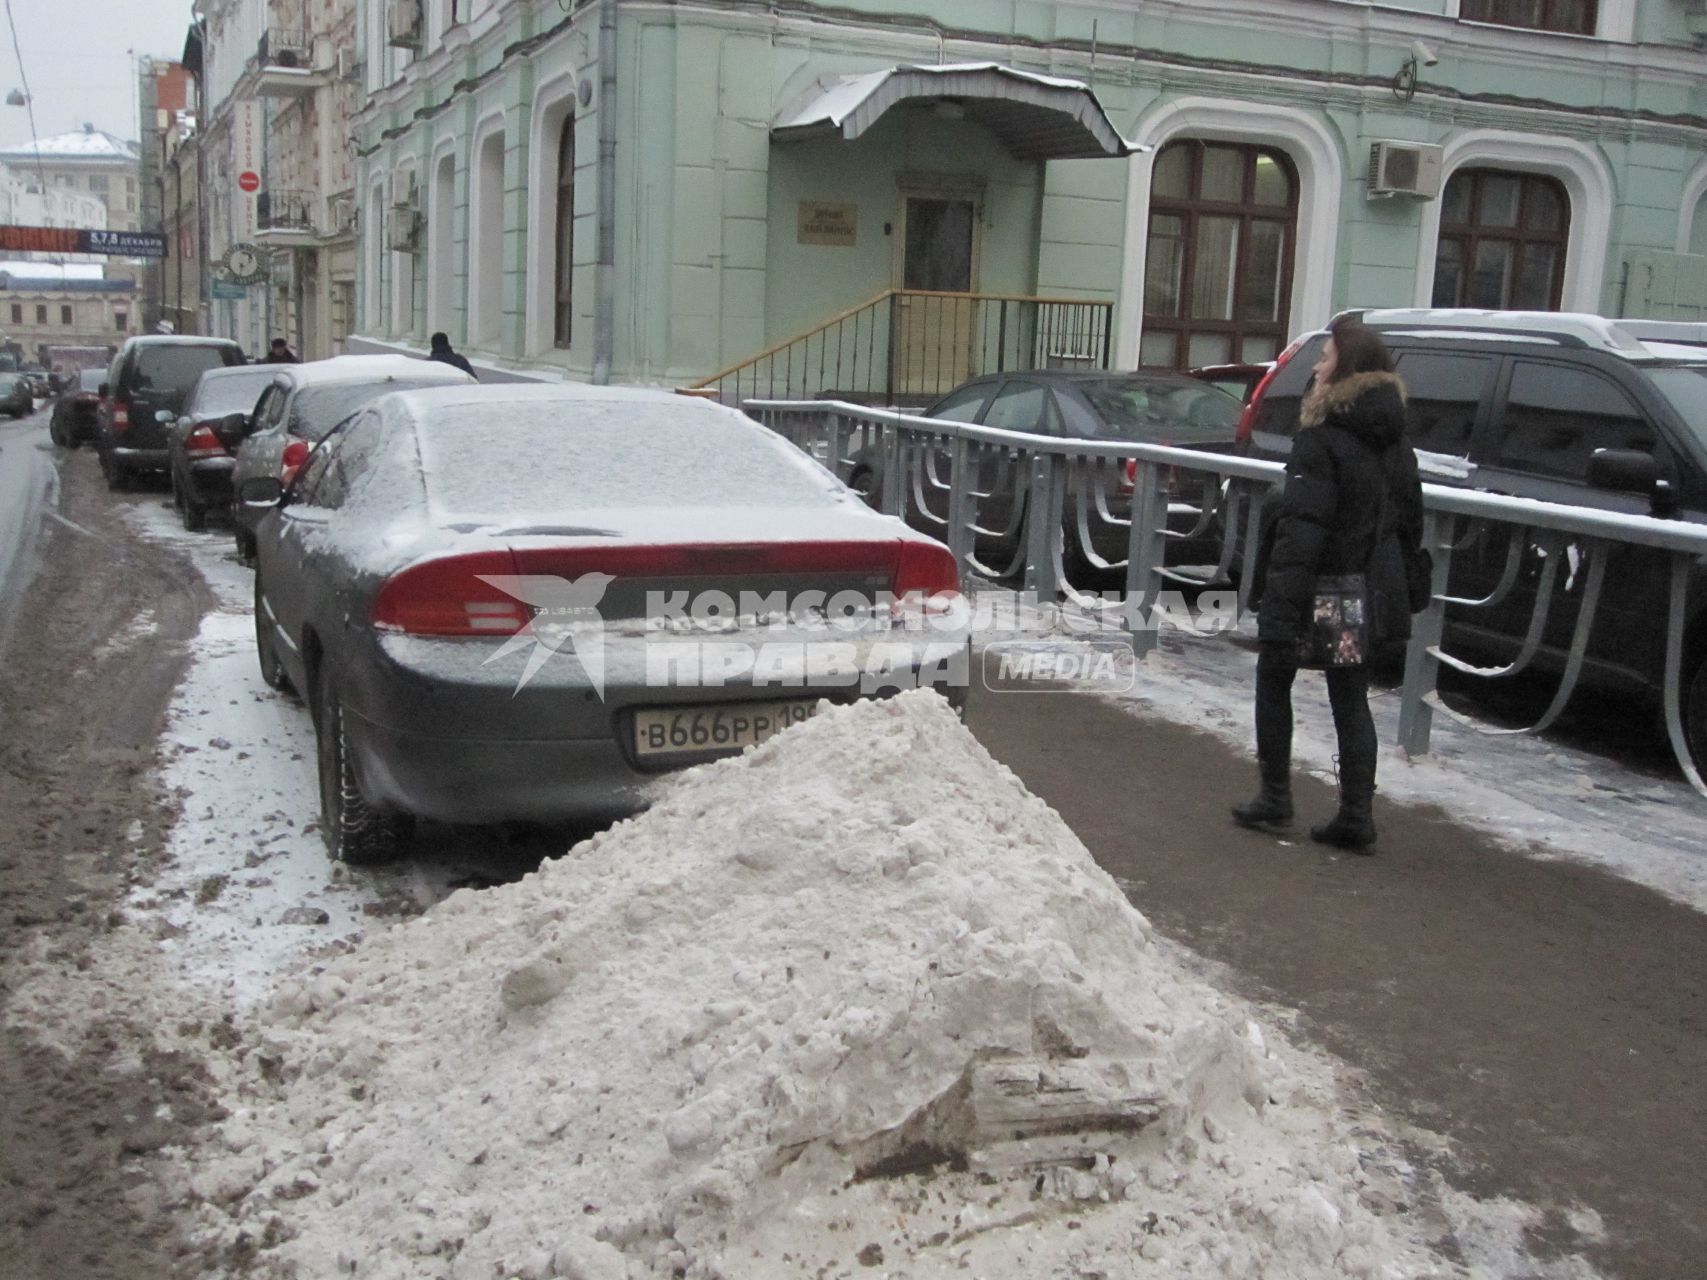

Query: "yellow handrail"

xmin=688 ymin=289 xmax=1113 ymax=390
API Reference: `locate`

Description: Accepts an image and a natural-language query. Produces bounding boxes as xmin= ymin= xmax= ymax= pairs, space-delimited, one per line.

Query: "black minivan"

xmin=97 ymin=336 xmax=246 ymax=490
xmin=1241 ymin=308 xmax=1707 ymax=766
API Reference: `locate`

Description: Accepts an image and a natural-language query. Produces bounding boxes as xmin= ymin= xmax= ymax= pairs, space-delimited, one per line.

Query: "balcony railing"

xmin=256 ymin=189 xmax=316 ymax=233
xmin=257 ymin=29 xmax=313 ymax=68
xmin=688 ymin=290 xmax=1115 ymax=409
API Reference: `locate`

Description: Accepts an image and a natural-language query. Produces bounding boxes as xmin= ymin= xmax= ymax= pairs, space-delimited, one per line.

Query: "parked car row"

xmin=61 ymin=337 xmax=969 ymax=867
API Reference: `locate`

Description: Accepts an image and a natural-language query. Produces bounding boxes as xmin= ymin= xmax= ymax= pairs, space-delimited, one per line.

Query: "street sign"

xmin=238 ymin=171 xmax=260 ymax=194
xmin=211 ymin=279 xmax=248 ymax=300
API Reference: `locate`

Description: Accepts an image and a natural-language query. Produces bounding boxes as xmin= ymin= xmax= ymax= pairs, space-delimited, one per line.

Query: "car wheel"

xmin=235 ymin=527 xmax=257 ymax=565
xmin=1684 ymin=653 xmax=1707 ymax=778
xmin=314 ymin=664 xmax=409 ymax=865
xmin=847 ymin=465 xmax=879 ymax=509
xmin=180 ymin=481 xmax=207 ymax=532
xmin=253 ymin=576 xmax=293 ymax=695
xmin=103 ymin=454 xmax=129 ymax=492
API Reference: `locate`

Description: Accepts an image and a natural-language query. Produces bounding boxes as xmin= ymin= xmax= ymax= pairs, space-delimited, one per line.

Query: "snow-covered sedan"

xmin=243 ymin=384 xmax=968 ymax=862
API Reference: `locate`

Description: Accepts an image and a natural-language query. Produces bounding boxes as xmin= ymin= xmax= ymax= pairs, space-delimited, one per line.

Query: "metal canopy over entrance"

xmin=771 ymin=63 xmax=1137 ymax=161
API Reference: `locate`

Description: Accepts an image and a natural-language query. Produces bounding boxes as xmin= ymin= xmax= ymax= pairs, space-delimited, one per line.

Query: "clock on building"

xmin=222 ymin=243 xmax=267 ymax=285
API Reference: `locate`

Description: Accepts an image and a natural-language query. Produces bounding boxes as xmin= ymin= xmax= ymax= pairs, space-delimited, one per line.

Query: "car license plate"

xmin=633 ymin=700 xmax=818 ymax=758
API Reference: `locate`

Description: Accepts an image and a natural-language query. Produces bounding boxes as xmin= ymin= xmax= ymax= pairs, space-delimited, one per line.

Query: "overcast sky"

xmin=1 ymin=0 xmax=191 ymax=151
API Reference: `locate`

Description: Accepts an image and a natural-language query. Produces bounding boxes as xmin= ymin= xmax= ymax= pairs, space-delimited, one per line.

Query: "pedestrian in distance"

xmin=1232 ymin=317 xmax=1427 ymax=853
xmin=427 ymin=332 xmax=477 ymax=379
xmin=263 ymin=337 xmax=299 ymax=363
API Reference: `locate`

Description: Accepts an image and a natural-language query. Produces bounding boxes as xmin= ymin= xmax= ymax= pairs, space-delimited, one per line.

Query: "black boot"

xmin=1311 ymin=756 xmax=1376 ymax=852
xmin=1231 ymin=762 xmax=1293 ymax=833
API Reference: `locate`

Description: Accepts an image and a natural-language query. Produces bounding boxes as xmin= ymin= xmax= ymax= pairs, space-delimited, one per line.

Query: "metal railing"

xmin=748 ymin=399 xmax=1707 ymax=798
xmin=257 ymin=190 xmax=317 ymax=233
xmin=690 ymin=290 xmax=1113 ymax=408
xmin=257 ymin=29 xmax=313 ymax=67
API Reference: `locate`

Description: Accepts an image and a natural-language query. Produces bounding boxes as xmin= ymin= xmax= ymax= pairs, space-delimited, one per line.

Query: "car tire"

xmin=253 ymin=576 xmax=293 ymax=695
xmin=235 ymin=527 xmax=257 ymax=565
xmin=314 ymin=664 xmax=409 ymax=865
xmin=103 ymin=454 xmax=129 ymax=492
xmin=847 ymin=465 xmax=879 ymax=509
xmin=1684 ymin=653 xmax=1707 ymax=778
xmin=180 ymin=481 xmax=207 ymax=532
xmin=48 ymin=416 xmax=64 ymax=447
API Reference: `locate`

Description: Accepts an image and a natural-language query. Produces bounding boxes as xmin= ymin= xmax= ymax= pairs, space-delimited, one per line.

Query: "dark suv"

xmin=96 ymin=336 xmax=246 ymax=489
xmin=1242 ymin=308 xmax=1707 ymax=765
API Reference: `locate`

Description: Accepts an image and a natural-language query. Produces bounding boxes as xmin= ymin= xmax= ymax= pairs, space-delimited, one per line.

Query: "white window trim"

xmin=1413 ymin=131 xmax=1613 ymax=314
xmin=390 ymin=161 xmax=419 ymax=338
xmin=523 ymin=72 xmax=579 ymax=357
xmin=1115 ymin=97 xmax=1342 ymax=369
xmin=1443 ymin=0 xmax=1635 ymax=42
xmin=466 ymin=111 xmax=506 ymax=349
xmin=363 ymin=177 xmax=387 ymax=332
xmin=426 ymin=140 xmax=458 ymax=337
xmin=1676 ymin=160 xmax=1707 ymax=256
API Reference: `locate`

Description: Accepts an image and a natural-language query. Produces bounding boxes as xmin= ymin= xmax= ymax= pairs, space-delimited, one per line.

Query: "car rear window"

xmin=188 ymin=369 xmax=275 ymax=417
xmin=291 ymin=380 xmax=457 ymax=442
xmin=133 ymin=346 xmax=236 ymax=397
xmin=1074 ymin=378 xmax=1242 ymax=439
xmin=417 ymin=401 xmax=836 ymax=513
xmin=79 ymin=368 xmax=105 ymax=393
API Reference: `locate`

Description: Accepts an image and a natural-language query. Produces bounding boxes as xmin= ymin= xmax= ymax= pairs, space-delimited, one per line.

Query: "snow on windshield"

xmin=417 ymin=400 xmax=839 ymax=516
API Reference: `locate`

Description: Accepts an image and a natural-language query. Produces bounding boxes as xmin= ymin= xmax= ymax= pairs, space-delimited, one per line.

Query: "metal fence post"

xmin=880 ymin=425 xmax=903 ymax=517
xmin=1022 ymin=452 xmax=1059 ymax=600
xmin=1124 ymin=460 xmax=1164 ymax=659
xmin=946 ymin=434 xmax=974 ymax=577
xmin=1397 ymin=510 xmax=1454 ymax=756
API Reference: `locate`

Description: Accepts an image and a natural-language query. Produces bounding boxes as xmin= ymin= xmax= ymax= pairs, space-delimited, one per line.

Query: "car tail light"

xmin=372 ymin=551 xmax=530 ymax=636
xmin=184 ymin=424 xmax=225 ymax=460
xmin=280 ymin=438 xmax=310 ymax=487
xmin=1117 ymin=456 xmax=1184 ymax=497
xmin=1235 ymin=338 xmax=1303 ymax=447
xmin=1118 ymin=459 xmax=1137 ymax=495
xmin=111 ymin=399 xmax=130 ymax=433
xmin=892 ymin=539 xmax=961 ymax=619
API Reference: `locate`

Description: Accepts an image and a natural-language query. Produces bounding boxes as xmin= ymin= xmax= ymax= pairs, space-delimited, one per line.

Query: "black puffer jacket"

xmin=1255 ymin=370 xmax=1423 ymax=652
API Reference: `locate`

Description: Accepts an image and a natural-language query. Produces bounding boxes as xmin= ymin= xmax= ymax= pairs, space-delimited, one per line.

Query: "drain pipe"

xmin=592 ymin=0 xmax=616 ymax=384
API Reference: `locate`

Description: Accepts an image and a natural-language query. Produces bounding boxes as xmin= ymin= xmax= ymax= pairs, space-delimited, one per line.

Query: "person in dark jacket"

xmin=263 ymin=338 xmax=299 ymax=364
xmin=1232 ymin=318 xmax=1424 ymax=852
xmin=428 ymin=332 xmax=477 ymax=378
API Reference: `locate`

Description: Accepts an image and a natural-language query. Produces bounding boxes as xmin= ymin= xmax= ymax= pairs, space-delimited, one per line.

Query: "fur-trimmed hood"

xmin=1299 ymin=369 xmax=1407 ymax=449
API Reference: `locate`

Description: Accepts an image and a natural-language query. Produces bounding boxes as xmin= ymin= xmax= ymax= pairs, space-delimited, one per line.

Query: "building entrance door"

xmin=896 ymin=194 xmax=978 ymax=398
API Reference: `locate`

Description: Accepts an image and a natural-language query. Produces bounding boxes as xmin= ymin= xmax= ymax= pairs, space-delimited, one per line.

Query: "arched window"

xmin=1140 ymin=140 xmax=1297 ymax=370
xmin=1432 ymin=168 xmax=1569 ymax=310
xmin=553 ymin=115 xmax=574 ymax=348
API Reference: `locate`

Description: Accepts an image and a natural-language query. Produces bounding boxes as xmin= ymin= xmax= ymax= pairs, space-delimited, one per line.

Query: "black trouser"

xmin=1255 ymin=647 xmax=1376 ymax=804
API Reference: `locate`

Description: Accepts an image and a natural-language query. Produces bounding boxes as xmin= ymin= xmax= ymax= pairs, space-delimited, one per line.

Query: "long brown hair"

xmin=1325 ymin=316 xmax=1394 ymax=383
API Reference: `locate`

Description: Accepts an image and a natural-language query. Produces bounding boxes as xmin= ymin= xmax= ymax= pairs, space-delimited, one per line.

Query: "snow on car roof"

xmin=275 ymin=354 xmax=474 ymax=387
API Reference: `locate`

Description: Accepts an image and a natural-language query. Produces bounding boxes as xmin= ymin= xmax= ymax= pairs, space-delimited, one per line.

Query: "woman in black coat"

xmin=1233 ymin=318 xmax=1424 ymax=852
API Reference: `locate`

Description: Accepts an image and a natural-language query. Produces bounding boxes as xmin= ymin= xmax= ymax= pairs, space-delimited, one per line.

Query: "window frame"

xmin=1433 ymin=168 xmax=1571 ymax=311
xmin=552 ymin=114 xmax=575 ymax=349
xmin=1140 ymin=139 xmax=1300 ymax=373
xmin=1459 ymin=0 xmax=1597 ymax=36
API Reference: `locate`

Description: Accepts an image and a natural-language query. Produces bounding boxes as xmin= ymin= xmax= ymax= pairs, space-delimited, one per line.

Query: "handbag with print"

xmin=1297 ymin=573 xmax=1369 ymax=669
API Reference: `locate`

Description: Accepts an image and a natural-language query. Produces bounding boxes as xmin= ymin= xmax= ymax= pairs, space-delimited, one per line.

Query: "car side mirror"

xmin=239 ymin=476 xmax=284 ymax=508
xmin=156 ymin=409 xmax=175 ymax=424
xmin=1587 ymin=448 xmax=1659 ymax=496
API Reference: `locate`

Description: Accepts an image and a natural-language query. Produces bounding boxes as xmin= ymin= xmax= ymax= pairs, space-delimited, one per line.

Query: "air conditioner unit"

xmin=1367 ymin=140 xmax=1444 ymax=200
xmin=387 ymin=204 xmax=420 ymax=252
xmin=386 ymin=0 xmax=422 ymax=51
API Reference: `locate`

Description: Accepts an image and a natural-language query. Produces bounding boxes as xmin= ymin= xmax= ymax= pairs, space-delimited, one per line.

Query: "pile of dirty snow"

xmin=179 ymin=692 xmax=1470 ymax=1278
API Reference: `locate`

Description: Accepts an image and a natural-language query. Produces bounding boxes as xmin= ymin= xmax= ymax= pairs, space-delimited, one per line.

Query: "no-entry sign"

xmin=238 ymin=171 xmax=260 ymax=193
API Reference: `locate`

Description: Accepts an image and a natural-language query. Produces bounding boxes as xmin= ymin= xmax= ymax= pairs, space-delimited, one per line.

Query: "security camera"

xmin=1410 ymin=40 xmax=1439 ymax=68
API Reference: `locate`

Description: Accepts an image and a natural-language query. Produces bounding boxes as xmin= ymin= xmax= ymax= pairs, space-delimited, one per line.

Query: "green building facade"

xmin=351 ymin=0 xmax=1707 ymax=385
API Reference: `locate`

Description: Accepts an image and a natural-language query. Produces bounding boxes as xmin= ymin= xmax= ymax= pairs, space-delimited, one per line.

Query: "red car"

xmin=48 ymin=368 xmax=106 ymax=446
